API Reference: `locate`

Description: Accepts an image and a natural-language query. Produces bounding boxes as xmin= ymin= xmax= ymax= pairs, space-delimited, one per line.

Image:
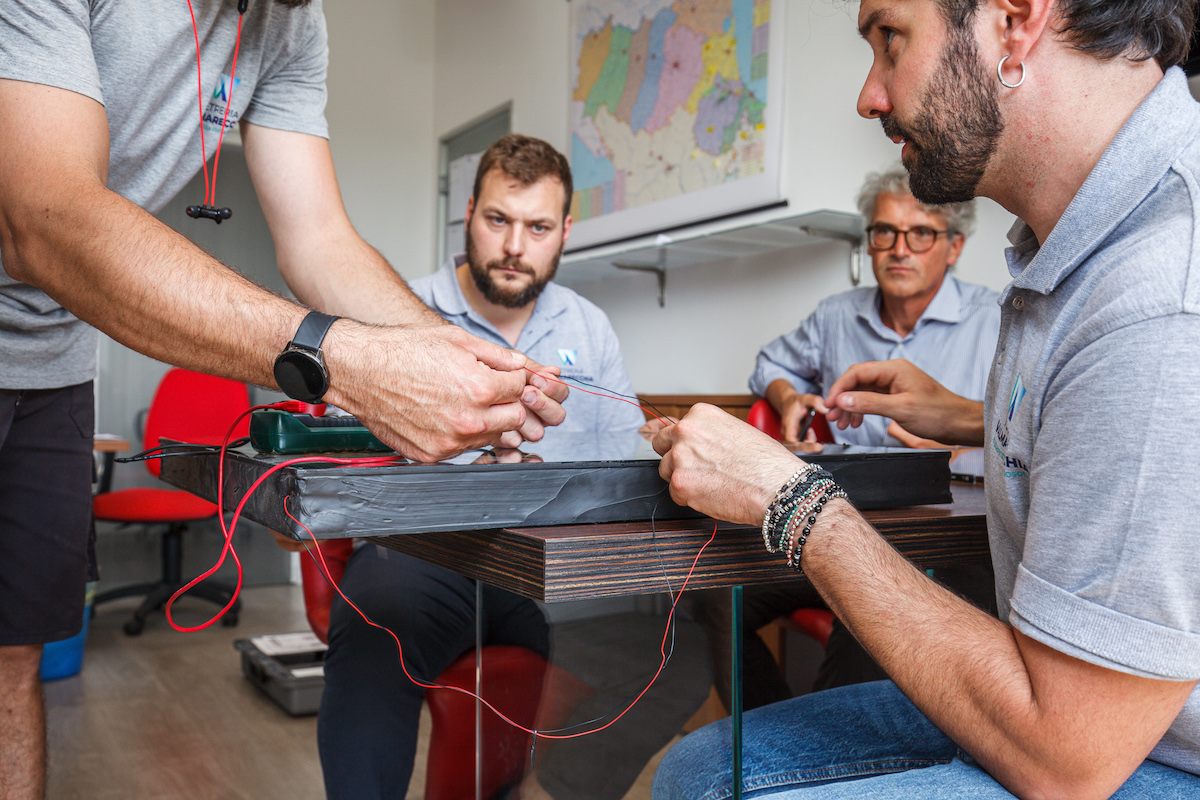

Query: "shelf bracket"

xmin=800 ymin=226 xmax=865 ymax=286
xmin=612 ymin=248 xmax=668 ymax=306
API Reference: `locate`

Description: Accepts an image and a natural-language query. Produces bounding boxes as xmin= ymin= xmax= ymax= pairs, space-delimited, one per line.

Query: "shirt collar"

xmin=425 ymin=253 xmax=570 ymax=344
xmin=1007 ymin=68 xmax=1200 ymax=294
xmin=425 ymin=255 xmax=473 ymax=317
xmin=855 ymin=274 xmax=964 ymax=339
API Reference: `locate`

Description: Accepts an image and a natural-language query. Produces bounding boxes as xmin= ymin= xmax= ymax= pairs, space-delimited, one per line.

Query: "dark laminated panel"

xmin=159 ymin=433 xmax=950 ymax=541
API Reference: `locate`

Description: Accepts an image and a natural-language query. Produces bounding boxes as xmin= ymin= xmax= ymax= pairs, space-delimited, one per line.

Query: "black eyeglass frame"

xmin=864 ymin=223 xmax=955 ymax=253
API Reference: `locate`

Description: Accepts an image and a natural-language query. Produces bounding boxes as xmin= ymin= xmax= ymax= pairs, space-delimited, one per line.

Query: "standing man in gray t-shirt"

xmin=0 ymin=2 xmax=566 ymax=795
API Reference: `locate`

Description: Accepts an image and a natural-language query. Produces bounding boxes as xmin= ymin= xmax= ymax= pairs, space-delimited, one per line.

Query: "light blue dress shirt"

xmin=409 ymin=256 xmax=646 ymax=434
xmin=748 ymin=275 xmax=1001 ymax=446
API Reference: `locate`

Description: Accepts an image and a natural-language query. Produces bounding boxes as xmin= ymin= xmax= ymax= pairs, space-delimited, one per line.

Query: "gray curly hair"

xmin=856 ymin=165 xmax=977 ymax=237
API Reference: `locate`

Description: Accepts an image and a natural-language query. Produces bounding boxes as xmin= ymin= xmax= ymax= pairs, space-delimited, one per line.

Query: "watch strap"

xmin=290 ymin=310 xmax=340 ymax=353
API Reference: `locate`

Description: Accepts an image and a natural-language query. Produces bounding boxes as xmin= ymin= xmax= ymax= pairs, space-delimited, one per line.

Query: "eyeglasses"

xmin=865 ymin=223 xmax=952 ymax=253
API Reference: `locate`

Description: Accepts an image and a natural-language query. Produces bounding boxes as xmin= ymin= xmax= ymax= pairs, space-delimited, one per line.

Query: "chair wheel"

xmin=123 ymin=619 xmax=145 ymax=636
xmin=222 ymin=613 xmax=240 ymax=627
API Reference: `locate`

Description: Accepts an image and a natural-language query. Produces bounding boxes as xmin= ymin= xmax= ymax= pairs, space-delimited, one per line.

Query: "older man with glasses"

xmin=750 ymin=165 xmax=999 ymax=448
xmin=689 ymin=165 xmax=1002 ymax=715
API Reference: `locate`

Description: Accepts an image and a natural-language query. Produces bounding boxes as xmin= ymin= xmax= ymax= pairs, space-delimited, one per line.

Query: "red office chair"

xmin=747 ymin=398 xmax=836 ymax=646
xmin=746 ymin=397 xmax=834 ymax=444
xmin=301 ymin=538 xmax=592 ymax=800
xmin=93 ymin=368 xmax=250 ymax=635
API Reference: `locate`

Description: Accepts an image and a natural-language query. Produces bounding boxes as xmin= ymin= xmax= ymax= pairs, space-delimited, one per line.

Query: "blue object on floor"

xmin=40 ymin=582 xmax=95 ymax=682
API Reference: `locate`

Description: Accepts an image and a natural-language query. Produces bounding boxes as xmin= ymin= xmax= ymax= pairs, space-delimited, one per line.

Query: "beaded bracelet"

xmin=762 ymin=467 xmax=837 ymax=553
xmin=761 ymin=464 xmax=819 ymax=549
xmin=786 ymin=485 xmax=848 ymax=570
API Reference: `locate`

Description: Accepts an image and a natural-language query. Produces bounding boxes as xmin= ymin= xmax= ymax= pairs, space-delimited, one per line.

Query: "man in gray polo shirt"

xmin=650 ymin=1 xmax=1200 ymax=797
xmin=317 ymin=135 xmax=709 ymax=800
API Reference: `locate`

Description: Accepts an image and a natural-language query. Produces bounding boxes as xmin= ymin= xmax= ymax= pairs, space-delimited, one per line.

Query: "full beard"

xmin=465 ymin=236 xmax=559 ymax=310
xmin=882 ymin=24 xmax=1004 ymax=205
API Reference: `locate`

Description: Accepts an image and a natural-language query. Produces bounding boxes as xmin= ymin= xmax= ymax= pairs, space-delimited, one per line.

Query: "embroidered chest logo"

xmin=992 ymin=374 xmax=1029 ymax=477
xmin=557 ymin=349 xmax=578 ymax=367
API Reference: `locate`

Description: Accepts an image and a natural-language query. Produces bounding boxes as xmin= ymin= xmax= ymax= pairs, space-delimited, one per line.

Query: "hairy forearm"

xmin=943 ymin=397 xmax=986 ymax=447
xmin=2 ymin=179 xmax=303 ymax=386
xmin=276 ymin=226 xmax=445 ymax=327
xmin=799 ymin=502 xmax=1171 ymax=800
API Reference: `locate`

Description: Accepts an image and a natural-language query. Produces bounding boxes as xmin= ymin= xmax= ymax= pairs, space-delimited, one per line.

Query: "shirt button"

xmin=1012 ymin=295 xmax=1025 ymax=310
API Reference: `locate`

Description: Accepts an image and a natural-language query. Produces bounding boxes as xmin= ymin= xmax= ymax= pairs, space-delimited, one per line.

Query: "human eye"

xmin=531 ymin=223 xmax=549 ymax=234
xmin=487 ymin=215 xmax=506 ymax=227
xmin=880 ymin=26 xmax=898 ymax=55
xmin=910 ymin=227 xmax=936 ymax=247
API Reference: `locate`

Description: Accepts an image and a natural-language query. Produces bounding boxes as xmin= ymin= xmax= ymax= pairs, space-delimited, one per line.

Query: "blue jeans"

xmin=653 ymin=680 xmax=1200 ymax=799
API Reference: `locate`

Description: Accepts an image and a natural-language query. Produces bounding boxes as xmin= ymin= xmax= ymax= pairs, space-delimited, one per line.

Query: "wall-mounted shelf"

xmin=559 ymin=208 xmax=865 ymax=305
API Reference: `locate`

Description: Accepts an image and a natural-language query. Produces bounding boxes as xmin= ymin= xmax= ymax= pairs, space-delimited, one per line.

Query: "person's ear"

xmin=561 ymin=213 xmax=572 ymax=247
xmin=987 ymin=0 xmax=1052 ymax=71
xmin=465 ymin=195 xmax=475 ymax=222
xmin=946 ymin=232 xmax=965 ymax=266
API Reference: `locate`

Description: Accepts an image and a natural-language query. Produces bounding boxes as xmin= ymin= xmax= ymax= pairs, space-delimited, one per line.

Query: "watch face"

xmin=274 ymin=349 xmax=328 ymax=402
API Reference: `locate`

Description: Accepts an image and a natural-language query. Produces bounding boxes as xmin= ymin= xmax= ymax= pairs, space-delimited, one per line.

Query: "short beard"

xmin=882 ymin=22 xmax=1003 ymax=204
xmin=465 ymin=229 xmax=559 ymax=310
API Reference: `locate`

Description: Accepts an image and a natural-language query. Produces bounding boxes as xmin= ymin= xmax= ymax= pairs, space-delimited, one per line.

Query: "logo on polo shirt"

xmin=557 ymin=349 xmax=578 ymax=366
xmin=992 ymin=373 xmax=1028 ymax=478
xmin=202 ymin=74 xmax=242 ymax=134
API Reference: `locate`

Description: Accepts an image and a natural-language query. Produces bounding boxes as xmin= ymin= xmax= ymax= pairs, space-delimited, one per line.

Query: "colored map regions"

xmin=571 ymin=0 xmax=769 ymax=223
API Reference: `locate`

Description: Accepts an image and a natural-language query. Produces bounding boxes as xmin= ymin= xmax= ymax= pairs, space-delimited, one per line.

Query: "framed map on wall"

xmin=567 ymin=0 xmax=786 ymax=251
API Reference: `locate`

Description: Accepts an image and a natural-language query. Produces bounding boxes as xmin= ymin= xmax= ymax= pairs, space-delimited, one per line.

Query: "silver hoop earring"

xmin=997 ymin=55 xmax=1025 ymax=89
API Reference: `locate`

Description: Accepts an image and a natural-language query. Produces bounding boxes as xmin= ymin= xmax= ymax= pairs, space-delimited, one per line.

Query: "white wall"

xmin=324 ymin=0 xmax=437 ymax=281
xmin=426 ymin=0 xmax=1017 ymax=393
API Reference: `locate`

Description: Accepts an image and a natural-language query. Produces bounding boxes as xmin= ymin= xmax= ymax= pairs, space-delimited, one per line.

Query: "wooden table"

xmin=373 ymin=484 xmax=988 ymax=602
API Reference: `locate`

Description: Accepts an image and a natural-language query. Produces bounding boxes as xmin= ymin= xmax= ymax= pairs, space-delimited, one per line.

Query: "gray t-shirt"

xmin=410 ymin=257 xmax=646 ymax=434
xmin=0 ymin=0 xmax=330 ymax=389
xmin=986 ymin=68 xmax=1200 ymax=775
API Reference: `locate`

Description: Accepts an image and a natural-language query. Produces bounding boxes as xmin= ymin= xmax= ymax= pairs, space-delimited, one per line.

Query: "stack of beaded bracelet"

xmin=784 ymin=483 xmax=847 ymax=570
xmin=761 ymin=464 xmax=819 ymax=552
xmin=761 ymin=466 xmax=847 ymax=570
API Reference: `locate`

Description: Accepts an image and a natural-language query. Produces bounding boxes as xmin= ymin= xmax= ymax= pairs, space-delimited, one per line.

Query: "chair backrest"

xmin=300 ymin=538 xmax=355 ymax=644
xmin=747 ymin=398 xmax=834 ymax=443
xmin=142 ymin=368 xmax=251 ymax=477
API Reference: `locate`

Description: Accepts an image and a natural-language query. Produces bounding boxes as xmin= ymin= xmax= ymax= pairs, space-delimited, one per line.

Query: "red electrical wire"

xmin=289 ymin=502 xmax=717 ymax=739
xmin=184 ymin=0 xmax=245 ymax=208
xmin=165 ymin=381 xmax=701 ymax=741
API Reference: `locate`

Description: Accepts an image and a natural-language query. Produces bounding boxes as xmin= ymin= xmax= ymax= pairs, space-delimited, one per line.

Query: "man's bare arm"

xmin=653 ymin=405 xmax=1195 ymax=800
xmin=0 ymin=79 xmax=301 ymax=387
xmin=0 ymin=79 xmax=532 ymax=461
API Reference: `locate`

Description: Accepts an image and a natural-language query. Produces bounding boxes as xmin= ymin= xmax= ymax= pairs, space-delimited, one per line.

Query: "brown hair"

xmin=472 ymin=134 xmax=573 ymax=220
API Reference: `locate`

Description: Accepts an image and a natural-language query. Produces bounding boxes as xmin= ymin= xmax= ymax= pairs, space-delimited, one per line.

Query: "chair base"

xmin=93 ymin=579 xmax=241 ymax=636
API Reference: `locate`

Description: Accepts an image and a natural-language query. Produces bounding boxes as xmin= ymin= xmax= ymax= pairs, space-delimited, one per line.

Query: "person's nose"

xmin=857 ymin=61 xmax=892 ymax=120
xmin=504 ymin=223 xmax=526 ymax=258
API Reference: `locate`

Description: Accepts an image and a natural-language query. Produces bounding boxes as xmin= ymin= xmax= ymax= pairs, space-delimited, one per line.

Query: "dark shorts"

xmin=0 ymin=381 xmax=96 ymax=645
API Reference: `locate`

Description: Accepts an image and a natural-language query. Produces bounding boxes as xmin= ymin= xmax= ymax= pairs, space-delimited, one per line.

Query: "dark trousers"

xmin=317 ymin=545 xmax=549 ymax=800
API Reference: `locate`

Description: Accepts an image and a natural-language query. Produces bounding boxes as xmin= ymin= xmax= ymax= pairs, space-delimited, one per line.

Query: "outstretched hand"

xmin=323 ymin=321 xmax=550 ymax=462
xmin=825 ymin=360 xmax=985 ymax=447
xmin=651 ymin=403 xmax=803 ymax=526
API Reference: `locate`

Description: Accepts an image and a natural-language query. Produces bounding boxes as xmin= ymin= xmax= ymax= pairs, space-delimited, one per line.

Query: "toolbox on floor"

xmin=234 ymin=632 xmax=327 ymax=716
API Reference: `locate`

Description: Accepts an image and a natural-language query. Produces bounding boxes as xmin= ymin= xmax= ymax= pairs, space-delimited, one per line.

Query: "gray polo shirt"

xmin=0 ymin=0 xmax=329 ymax=389
xmin=986 ymin=67 xmax=1200 ymax=775
xmin=409 ymin=257 xmax=645 ymax=434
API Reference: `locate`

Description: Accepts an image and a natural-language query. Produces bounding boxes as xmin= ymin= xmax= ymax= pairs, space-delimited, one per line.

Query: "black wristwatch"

xmin=273 ymin=311 xmax=340 ymax=402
